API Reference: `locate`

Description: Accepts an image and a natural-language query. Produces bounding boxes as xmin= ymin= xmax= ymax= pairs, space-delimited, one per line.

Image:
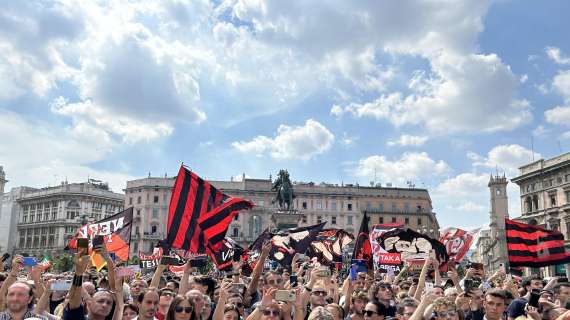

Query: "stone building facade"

xmin=15 ymin=181 xmax=124 ymax=256
xmin=511 ymin=152 xmax=570 ymax=277
xmin=125 ymin=175 xmax=439 ymax=255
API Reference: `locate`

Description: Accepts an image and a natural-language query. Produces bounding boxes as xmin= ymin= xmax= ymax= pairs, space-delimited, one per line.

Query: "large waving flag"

xmin=506 ymin=219 xmax=570 ymax=267
xmin=308 ymin=229 xmax=354 ymax=265
xmin=165 ymin=166 xmax=253 ymax=253
xmin=67 ymin=207 xmax=133 ymax=270
xmin=439 ymin=227 xmax=479 ymax=263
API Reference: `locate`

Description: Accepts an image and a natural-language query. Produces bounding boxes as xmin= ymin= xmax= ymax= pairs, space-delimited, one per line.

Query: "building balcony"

xmin=142 ymin=232 xmax=163 ymax=240
xmin=131 ymin=233 xmax=141 ymax=240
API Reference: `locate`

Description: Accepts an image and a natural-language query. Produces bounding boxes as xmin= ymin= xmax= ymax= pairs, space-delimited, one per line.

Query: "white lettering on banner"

xmin=379 ymin=264 xmax=401 ymax=272
xmin=221 ymin=249 xmax=234 ymax=262
xmin=76 ymin=217 xmax=126 ymax=238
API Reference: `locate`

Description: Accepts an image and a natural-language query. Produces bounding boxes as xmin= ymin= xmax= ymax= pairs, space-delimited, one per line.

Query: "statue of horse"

xmin=271 ymin=169 xmax=295 ymax=211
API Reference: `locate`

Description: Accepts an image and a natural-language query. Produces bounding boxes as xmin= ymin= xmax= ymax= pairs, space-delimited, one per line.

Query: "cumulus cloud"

xmin=352 ymin=152 xmax=449 ymax=185
xmin=544 ymin=71 xmax=570 ymax=130
xmin=0 ymin=110 xmax=133 ymax=192
xmin=232 ymin=119 xmax=334 ymax=160
xmin=387 ymin=134 xmax=428 ymax=147
xmin=546 ymin=47 xmax=570 ymax=65
xmin=341 ymin=52 xmax=532 ymax=133
xmin=471 ymin=144 xmax=538 ymax=177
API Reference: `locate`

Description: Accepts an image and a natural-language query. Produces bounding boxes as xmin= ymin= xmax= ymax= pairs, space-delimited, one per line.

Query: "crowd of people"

xmin=0 ymin=242 xmax=569 ymax=320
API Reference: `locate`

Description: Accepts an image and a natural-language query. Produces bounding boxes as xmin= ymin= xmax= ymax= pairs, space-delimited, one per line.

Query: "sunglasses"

xmin=436 ymin=311 xmax=457 ymax=318
xmin=267 ymin=279 xmax=283 ymax=285
xmin=175 ymin=306 xmax=194 ymax=314
xmin=263 ymin=309 xmax=281 ymax=317
xmin=364 ymin=310 xmax=378 ymax=317
xmin=312 ymin=291 xmax=327 ymax=296
xmin=233 ymin=303 xmax=244 ymax=308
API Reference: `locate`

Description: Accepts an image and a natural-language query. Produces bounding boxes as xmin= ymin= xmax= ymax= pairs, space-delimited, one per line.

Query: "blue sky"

xmin=1 ymin=0 xmax=570 ymax=230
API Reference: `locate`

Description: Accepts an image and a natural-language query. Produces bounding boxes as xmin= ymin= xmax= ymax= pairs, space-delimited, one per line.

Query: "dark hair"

xmin=397 ymin=298 xmax=419 ymax=315
xmin=124 ymin=303 xmax=139 ymax=314
xmin=166 ymin=296 xmax=197 ymax=320
xmin=368 ymin=299 xmax=388 ymax=316
xmin=485 ymin=289 xmax=506 ymax=303
xmin=262 ymin=271 xmax=281 ymax=283
xmin=137 ymin=288 xmax=160 ymax=303
xmin=434 ymin=285 xmax=445 ymax=291
xmin=523 ymin=275 xmax=543 ymax=288
xmin=167 ymin=280 xmax=180 ymax=289
xmin=553 ymin=283 xmax=570 ymax=295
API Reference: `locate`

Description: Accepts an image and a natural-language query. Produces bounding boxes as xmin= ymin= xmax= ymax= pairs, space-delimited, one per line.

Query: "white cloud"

xmin=520 ymin=74 xmax=528 ymax=83
xmin=552 ymin=70 xmax=570 ymax=99
xmin=0 ymin=110 xmax=134 ymax=192
xmin=532 ymin=125 xmax=548 ymax=137
xmin=562 ymin=131 xmax=570 ymax=140
xmin=546 ymin=47 xmax=570 ymax=65
xmin=330 ymin=105 xmax=344 ymax=118
xmin=387 ymin=134 xmax=428 ymax=147
xmin=232 ymin=119 xmax=335 ymax=160
xmin=436 ymin=173 xmax=489 ymax=197
xmin=545 ymin=106 xmax=570 ymax=126
xmin=471 ymin=144 xmax=538 ymax=177
xmin=340 ymin=132 xmax=358 ymax=147
xmin=352 ymin=152 xmax=449 ymax=185
xmin=341 ymin=52 xmax=531 ymax=133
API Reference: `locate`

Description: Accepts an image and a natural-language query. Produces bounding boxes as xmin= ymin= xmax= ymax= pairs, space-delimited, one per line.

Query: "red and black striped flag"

xmin=506 ymin=218 xmax=570 ymax=268
xmin=166 ymin=166 xmax=253 ymax=253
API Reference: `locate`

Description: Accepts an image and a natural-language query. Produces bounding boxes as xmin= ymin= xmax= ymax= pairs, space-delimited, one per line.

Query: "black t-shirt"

xmin=507 ymin=298 xmax=528 ymax=319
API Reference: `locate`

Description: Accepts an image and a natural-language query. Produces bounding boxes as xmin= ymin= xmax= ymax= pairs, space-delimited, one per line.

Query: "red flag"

xmin=506 ymin=219 xmax=570 ymax=268
xmin=439 ymin=227 xmax=479 ymax=263
xmin=166 ymin=166 xmax=253 ymax=253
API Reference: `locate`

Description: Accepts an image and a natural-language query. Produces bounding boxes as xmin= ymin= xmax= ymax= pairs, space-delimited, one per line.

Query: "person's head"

xmin=228 ymin=295 xmax=244 ymax=316
xmin=354 ymin=273 xmax=367 ymax=290
xmin=260 ymin=302 xmax=282 ymax=320
xmin=186 ymin=289 xmax=205 ymax=315
xmin=553 ymin=283 xmax=570 ymax=305
xmin=264 ymin=271 xmax=285 ymax=290
xmin=88 ymin=290 xmax=115 ymax=318
xmin=166 ymin=281 xmax=180 ymax=294
xmin=469 ymin=288 xmax=484 ymax=307
xmin=131 ymin=279 xmax=149 ymax=298
xmin=138 ymin=288 xmax=160 ymax=320
xmin=123 ymin=303 xmax=139 ymax=320
xmin=223 ymin=304 xmax=240 ymax=320
xmin=352 ymin=292 xmax=369 ymax=314
xmin=398 ymin=281 xmax=411 ymax=293
xmin=6 ymin=282 xmax=33 ymax=313
xmin=202 ymin=295 xmax=212 ymax=318
xmin=374 ymin=283 xmax=393 ymax=301
xmin=159 ymin=289 xmax=176 ymax=315
xmin=311 ymin=286 xmax=328 ymax=307
xmin=544 ymin=307 xmax=566 ymax=320
xmin=166 ymin=296 xmax=196 ymax=320
xmin=364 ymin=300 xmax=387 ymax=320
xmin=431 ymin=285 xmax=445 ymax=297
xmin=444 ymin=288 xmax=458 ymax=301
xmin=524 ymin=275 xmax=544 ymax=292
xmin=309 ymin=306 xmax=335 ymax=320
xmin=326 ymin=303 xmax=344 ymax=320
xmin=483 ymin=290 xmax=507 ymax=320
xmin=396 ymin=298 xmax=418 ymax=320
xmin=432 ymin=297 xmax=458 ymax=320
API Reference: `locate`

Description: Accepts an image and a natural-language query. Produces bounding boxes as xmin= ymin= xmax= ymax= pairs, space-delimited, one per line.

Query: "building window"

xmin=405 ymin=217 xmax=410 ymax=224
xmin=234 ymin=215 xmax=239 ymax=221
xmin=151 ymin=225 xmax=157 ymax=233
xmin=391 ymin=202 xmax=397 ymax=212
xmin=417 ymin=218 xmax=422 ymax=225
xmin=134 ymin=242 xmax=138 ymax=252
xmin=347 ymin=216 xmax=352 ymax=225
xmin=331 ymin=216 xmax=337 ymax=225
xmin=153 ymin=196 xmax=159 ymax=204
xmin=366 ymin=202 xmax=372 ymax=209
xmin=347 ymin=204 xmax=353 ymax=211
xmin=550 ymin=194 xmax=557 ymax=207
xmin=566 ymin=191 xmax=570 ymax=204
xmin=302 ymin=202 xmax=307 ymax=210
xmin=137 ymin=196 xmax=141 ymax=204
xmin=566 ymin=174 xmax=570 ymax=182
xmin=317 ymin=216 xmax=322 ymax=224
xmin=391 ymin=217 xmax=397 ymax=223
xmin=233 ymin=228 xmax=239 ymax=237
xmin=379 ymin=217 xmax=384 ymax=224
xmin=316 ymin=200 xmax=323 ymax=210
xmin=331 ymin=202 xmax=337 ymax=211
xmin=379 ymin=203 xmax=384 ymax=211
xmin=302 ymin=216 xmax=307 ymax=223
xmin=152 ymin=208 xmax=159 ymax=219
xmin=129 ymin=197 xmax=133 ymax=205
xmin=404 ymin=203 xmax=410 ymax=212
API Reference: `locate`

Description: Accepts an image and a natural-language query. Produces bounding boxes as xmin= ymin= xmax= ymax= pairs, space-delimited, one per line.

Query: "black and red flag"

xmin=506 ymin=218 xmax=570 ymax=268
xmin=352 ymin=212 xmax=373 ymax=269
xmin=308 ymin=229 xmax=354 ymax=265
xmin=165 ymin=166 xmax=253 ymax=254
xmin=212 ymin=237 xmax=245 ymax=271
xmin=66 ymin=207 xmax=133 ymax=270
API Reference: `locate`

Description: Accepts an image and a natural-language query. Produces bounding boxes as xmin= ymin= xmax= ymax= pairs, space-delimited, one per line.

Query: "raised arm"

xmin=68 ymin=249 xmax=91 ymax=310
xmin=150 ymin=263 xmax=167 ymax=288
xmin=213 ymin=281 xmax=233 ymax=320
xmin=413 ymin=258 xmax=431 ymax=301
xmin=113 ymin=276 xmax=125 ymax=320
xmin=179 ymin=260 xmax=194 ymax=296
xmin=0 ymin=255 xmax=23 ymax=311
xmin=245 ymin=241 xmax=272 ymax=299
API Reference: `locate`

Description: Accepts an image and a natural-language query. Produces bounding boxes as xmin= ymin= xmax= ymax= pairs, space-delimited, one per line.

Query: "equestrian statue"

xmin=271 ymin=169 xmax=295 ymax=211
